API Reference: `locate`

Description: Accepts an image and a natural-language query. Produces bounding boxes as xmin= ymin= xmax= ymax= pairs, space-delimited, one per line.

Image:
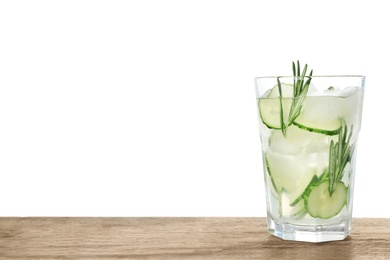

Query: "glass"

xmin=254 ymin=75 xmax=365 ymax=242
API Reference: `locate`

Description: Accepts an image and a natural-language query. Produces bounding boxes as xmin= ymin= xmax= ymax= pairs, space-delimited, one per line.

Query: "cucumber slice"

xmin=292 ymin=121 xmax=340 ymax=135
xmin=258 ymin=84 xmax=293 ymax=129
xmin=258 ymin=98 xmax=292 ymax=129
xmin=305 ymin=181 xmax=347 ymax=219
xmin=293 ymin=96 xmax=343 ymax=135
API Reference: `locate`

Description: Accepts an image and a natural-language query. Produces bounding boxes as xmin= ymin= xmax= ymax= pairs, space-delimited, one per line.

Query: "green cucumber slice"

xmin=258 ymin=98 xmax=292 ymax=129
xmin=258 ymin=84 xmax=293 ymax=129
xmin=305 ymin=180 xmax=347 ymax=219
xmin=292 ymin=121 xmax=340 ymax=135
xmin=293 ymin=96 xmax=343 ymax=135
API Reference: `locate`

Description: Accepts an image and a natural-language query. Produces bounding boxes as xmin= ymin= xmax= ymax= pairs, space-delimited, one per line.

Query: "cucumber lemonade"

xmin=255 ymin=62 xmax=364 ymax=242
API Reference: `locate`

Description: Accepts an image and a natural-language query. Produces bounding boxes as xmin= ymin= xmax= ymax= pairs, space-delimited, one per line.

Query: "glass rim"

xmin=255 ymin=75 xmax=365 ymax=80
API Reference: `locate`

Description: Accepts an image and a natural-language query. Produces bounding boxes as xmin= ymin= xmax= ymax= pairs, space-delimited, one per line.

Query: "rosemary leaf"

xmin=328 ymin=123 xmax=354 ymax=195
xmin=328 ymin=140 xmax=336 ymax=195
xmin=277 ymin=77 xmax=286 ymax=136
xmin=288 ymin=71 xmax=312 ymax=125
xmin=293 ymin=61 xmax=297 ymax=96
xmin=299 ymin=65 xmax=308 ymax=93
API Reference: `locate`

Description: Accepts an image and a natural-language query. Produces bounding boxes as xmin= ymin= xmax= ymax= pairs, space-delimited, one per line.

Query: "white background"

xmin=0 ymin=0 xmax=388 ymax=217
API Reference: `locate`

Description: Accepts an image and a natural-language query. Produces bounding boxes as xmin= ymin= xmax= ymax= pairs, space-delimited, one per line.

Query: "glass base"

xmin=268 ymin=217 xmax=351 ymax=243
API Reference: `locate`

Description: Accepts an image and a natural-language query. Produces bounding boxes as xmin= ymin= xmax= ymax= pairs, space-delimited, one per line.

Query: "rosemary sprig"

xmin=328 ymin=122 xmax=354 ymax=196
xmin=277 ymin=60 xmax=313 ymax=136
xmin=288 ymin=61 xmax=313 ymax=125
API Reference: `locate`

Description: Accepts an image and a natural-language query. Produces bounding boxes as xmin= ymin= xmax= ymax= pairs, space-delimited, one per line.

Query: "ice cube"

xmin=322 ymin=86 xmax=342 ymax=96
xmin=307 ymin=83 xmax=319 ymax=96
xmin=340 ymin=86 xmax=359 ymax=97
xmin=269 ymin=126 xmax=311 ymax=155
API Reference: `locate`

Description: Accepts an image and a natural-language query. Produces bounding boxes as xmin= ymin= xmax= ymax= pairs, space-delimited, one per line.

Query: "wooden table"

xmin=0 ymin=218 xmax=389 ymax=259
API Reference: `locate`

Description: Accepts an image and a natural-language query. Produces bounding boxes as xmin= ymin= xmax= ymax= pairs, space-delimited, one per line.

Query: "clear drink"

xmin=255 ymin=74 xmax=365 ymax=242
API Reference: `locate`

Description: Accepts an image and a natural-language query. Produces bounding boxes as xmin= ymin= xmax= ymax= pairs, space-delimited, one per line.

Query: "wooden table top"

xmin=0 ymin=217 xmax=389 ymax=259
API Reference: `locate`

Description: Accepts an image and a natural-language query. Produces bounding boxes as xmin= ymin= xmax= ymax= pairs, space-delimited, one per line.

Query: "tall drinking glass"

xmin=255 ymin=75 xmax=365 ymax=242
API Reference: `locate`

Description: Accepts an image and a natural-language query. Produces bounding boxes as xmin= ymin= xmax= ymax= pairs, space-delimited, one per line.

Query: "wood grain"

xmin=0 ymin=218 xmax=389 ymax=259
